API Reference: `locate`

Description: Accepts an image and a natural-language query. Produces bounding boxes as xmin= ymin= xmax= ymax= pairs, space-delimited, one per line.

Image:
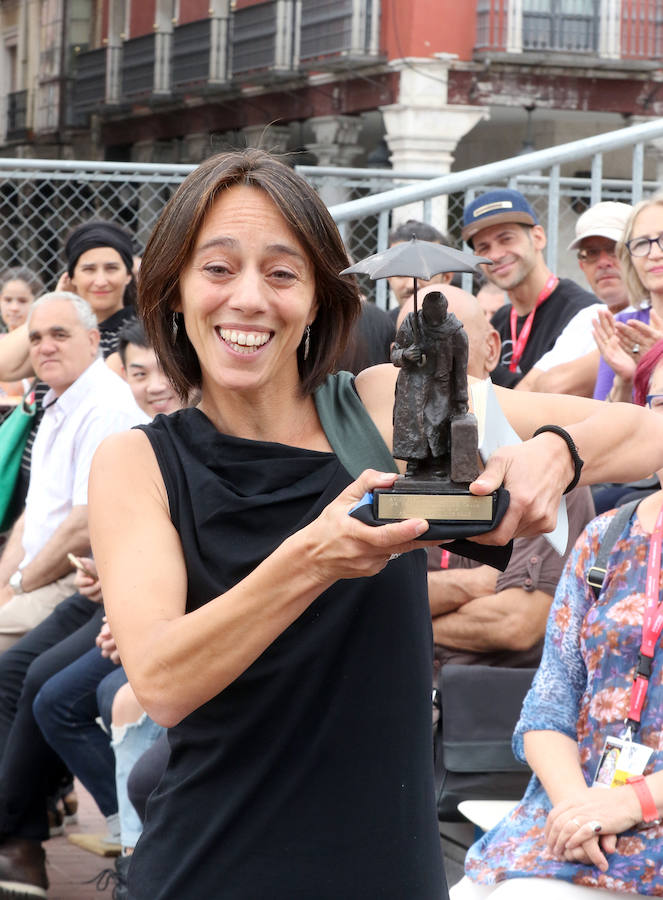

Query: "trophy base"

xmin=373 ymin=478 xmax=496 ymax=524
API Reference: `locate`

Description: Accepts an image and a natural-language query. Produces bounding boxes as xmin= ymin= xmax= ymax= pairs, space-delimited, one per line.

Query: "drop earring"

xmin=303 ymin=324 xmax=311 ymax=360
xmin=170 ymin=312 xmax=179 ymax=346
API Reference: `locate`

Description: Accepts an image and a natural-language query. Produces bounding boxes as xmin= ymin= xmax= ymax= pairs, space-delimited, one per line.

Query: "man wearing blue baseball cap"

xmin=462 ymin=188 xmax=596 ymax=388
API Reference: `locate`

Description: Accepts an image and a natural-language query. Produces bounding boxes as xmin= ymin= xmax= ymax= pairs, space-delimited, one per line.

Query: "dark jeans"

xmin=0 ymin=594 xmax=103 ymax=840
xmin=96 ymin=666 xmax=129 ymax=734
xmin=34 ymin=647 xmax=119 ymax=819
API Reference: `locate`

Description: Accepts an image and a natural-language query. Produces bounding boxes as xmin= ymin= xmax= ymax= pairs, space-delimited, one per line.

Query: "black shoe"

xmin=89 ymin=854 xmax=130 ymax=900
xmin=0 ymin=837 xmax=47 ymax=898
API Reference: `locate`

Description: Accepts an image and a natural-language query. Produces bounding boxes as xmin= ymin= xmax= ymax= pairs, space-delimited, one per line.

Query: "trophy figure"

xmin=375 ymin=289 xmax=494 ymax=524
xmin=342 ymin=239 xmax=500 ymax=530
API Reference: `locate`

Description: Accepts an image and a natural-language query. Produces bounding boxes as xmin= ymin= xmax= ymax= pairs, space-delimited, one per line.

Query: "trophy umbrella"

xmin=341 ymin=238 xmax=491 ymax=342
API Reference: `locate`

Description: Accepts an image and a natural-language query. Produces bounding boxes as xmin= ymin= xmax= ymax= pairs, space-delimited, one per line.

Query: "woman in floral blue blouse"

xmin=452 ymin=344 xmax=663 ymax=898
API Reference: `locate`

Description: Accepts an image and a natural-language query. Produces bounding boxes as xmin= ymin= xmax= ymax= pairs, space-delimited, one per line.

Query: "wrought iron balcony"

xmin=476 ymin=0 xmax=600 ymax=55
xmin=121 ymin=34 xmax=156 ymax=97
xmin=6 ymin=90 xmax=28 ymax=141
xmin=299 ymin=0 xmax=381 ymax=68
xmin=621 ymin=0 xmax=663 ymax=59
xmin=232 ymin=0 xmax=298 ymax=79
xmin=72 ymin=47 xmax=106 ymax=113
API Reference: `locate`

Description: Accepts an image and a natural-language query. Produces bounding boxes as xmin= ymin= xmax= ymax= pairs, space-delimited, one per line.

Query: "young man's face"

xmin=472 ymin=223 xmax=543 ymax=293
xmin=123 ymin=343 xmax=181 ymax=417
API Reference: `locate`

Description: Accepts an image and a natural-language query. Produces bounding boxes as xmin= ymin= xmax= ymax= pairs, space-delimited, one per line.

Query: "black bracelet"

xmin=532 ymin=425 xmax=584 ymax=494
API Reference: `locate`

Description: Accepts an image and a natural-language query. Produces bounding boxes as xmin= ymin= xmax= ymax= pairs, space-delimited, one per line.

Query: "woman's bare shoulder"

xmin=91 ymin=427 xmax=168 ymax=508
xmin=354 ymin=363 xmax=398 ymax=453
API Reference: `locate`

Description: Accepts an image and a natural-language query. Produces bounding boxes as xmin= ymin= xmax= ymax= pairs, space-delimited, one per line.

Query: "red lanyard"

xmin=508 ymin=274 xmax=559 ymax=372
xmin=627 ymin=504 xmax=663 ymax=728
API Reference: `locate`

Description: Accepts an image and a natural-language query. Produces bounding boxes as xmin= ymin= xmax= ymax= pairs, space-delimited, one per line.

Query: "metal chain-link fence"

xmin=0 ymin=156 xmax=656 ymax=313
xmin=0 ymin=160 xmax=196 ymax=295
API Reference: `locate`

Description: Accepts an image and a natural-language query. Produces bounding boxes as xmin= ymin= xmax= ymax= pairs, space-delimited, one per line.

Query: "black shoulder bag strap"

xmin=587 ymin=498 xmax=642 ymax=599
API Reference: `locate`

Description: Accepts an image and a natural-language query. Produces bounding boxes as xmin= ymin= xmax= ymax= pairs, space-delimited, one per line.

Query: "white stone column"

xmin=105 ymin=0 xmax=125 ymax=104
xmin=380 ymin=55 xmax=488 ymax=230
xmin=506 ymin=0 xmax=523 ymax=53
xmin=599 ymin=0 xmax=621 ymax=59
xmin=305 ymin=114 xmax=364 ymax=207
xmin=154 ymin=0 xmax=174 ymax=95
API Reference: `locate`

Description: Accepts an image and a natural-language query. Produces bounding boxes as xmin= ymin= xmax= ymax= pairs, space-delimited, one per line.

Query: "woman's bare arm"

xmin=0 ymin=324 xmax=34 ymax=381
xmin=89 ymin=430 xmax=436 ymax=727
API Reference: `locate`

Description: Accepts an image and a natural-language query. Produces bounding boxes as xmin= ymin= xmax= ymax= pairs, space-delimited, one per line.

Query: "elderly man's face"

xmin=577 ymin=236 xmax=628 ymax=310
xmin=28 ymin=300 xmax=99 ymax=396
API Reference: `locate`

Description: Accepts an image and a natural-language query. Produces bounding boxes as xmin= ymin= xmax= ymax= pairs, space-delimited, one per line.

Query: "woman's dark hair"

xmin=633 ymin=339 xmax=663 ymax=406
xmin=138 ymin=149 xmax=361 ymax=398
xmin=117 ymin=318 xmax=149 ymax=367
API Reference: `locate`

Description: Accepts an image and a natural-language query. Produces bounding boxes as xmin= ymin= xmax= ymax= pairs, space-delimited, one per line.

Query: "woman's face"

xmin=178 ymin=184 xmax=317 ymax=399
xmin=70 ymin=247 xmax=131 ymax=321
xmin=629 ymin=205 xmax=663 ymax=299
xmin=0 ymin=279 xmax=34 ymax=331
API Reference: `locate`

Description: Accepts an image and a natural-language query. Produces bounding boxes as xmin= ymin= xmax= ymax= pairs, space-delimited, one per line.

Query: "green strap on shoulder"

xmin=314 ymin=371 xmax=398 ymax=479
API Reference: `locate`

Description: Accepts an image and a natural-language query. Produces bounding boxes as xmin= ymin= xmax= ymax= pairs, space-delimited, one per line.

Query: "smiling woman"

xmin=88 ymin=149 xmax=663 ymax=900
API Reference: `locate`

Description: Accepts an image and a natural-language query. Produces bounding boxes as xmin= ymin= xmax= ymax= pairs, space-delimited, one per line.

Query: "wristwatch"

xmin=8 ymin=570 xmax=23 ymax=594
xmin=627 ymin=774 xmax=662 ymax=825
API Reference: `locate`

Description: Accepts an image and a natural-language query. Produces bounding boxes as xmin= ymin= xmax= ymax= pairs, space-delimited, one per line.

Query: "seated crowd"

xmin=0 ymin=176 xmax=660 ymax=900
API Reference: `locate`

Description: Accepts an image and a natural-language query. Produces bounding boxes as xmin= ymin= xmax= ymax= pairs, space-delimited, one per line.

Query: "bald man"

xmin=399 ymin=284 xmax=594 ymax=666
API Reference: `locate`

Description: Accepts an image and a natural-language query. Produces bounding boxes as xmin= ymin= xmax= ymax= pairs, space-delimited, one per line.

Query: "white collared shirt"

xmin=21 ymin=357 xmax=149 ymax=568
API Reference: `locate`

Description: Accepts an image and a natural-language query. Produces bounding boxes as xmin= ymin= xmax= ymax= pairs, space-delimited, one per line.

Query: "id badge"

xmin=593 ymin=735 xmax=653 ymax=788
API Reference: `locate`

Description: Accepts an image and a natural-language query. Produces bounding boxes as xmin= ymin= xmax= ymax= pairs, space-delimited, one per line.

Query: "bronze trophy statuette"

xmin=341 ymin=238 xmax=502 ymax=534
xmin=379 ymin=289 xmax=494 ymax=524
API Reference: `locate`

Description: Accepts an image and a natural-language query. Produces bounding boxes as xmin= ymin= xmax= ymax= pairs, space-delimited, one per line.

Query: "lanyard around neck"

xmin=508 ymin=274 xmax=559 ymax=373
xmin=626 ymin=504 xmax=663 ymax=730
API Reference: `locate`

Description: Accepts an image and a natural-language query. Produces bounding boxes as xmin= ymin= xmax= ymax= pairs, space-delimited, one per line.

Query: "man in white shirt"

xmin=0 ymin=292 xmax=148 ymax=651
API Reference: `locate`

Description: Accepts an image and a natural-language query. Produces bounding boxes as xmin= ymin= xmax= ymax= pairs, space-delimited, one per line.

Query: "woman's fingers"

xmin=563 ymin=837 xmax=608 ymax=871
xmin=306 ymin=469 xmax=437 ymax=584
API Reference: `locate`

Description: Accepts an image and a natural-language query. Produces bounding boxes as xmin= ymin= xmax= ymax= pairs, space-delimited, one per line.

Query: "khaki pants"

xmin=0 ymin=571 xmax=78 ymax=654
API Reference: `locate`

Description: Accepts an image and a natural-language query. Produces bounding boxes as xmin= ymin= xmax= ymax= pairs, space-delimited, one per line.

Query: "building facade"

xmin=1 ymin=0 xmax=663 ymax=183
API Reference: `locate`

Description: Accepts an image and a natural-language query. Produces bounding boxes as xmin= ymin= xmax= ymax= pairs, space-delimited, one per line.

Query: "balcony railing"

xmin=476 ymin=0 xmax=604 ymax=55
xmin=6 ymin=90 xmax=28 ymax=141
xmin=232 ymin=0 xmax=298 ymax=78
xmin=172 ymin=19 xmax=212 ymax=87
xmin=299 ymin=0 xmax=380 ymax=67
xmin=523 ymin=0 xmax=599 ymax=53
xmin=475 ymin=0 xmax=508 ymax=51
xmin=121 ymin=35 xmax=156 ymax=97
xmin=72 ymin=46 xmax=106 ymax=112
xmin=621 ymin=0 xmax=663 ymax=59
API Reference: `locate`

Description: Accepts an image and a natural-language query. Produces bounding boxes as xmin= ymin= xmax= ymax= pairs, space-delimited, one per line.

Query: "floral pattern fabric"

xmin=465 ymin=507 xmax=663 ymax=895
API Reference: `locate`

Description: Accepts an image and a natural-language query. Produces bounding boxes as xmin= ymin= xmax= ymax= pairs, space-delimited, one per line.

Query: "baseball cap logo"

xmin=473 ymin=201 xmax=514 ymax=218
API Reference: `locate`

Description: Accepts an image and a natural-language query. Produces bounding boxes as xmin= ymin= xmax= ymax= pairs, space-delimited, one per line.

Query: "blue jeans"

xmin=112 ymin=714 xmax=165 ymax=847
xmin=33 ymin=647 xmax=119 ymax=817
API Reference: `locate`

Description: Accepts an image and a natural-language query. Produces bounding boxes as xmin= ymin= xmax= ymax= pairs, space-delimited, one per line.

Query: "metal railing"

xmin=0 ymin=119 xmax=662 ymax=308
xmin=325 ymin=117 xmax=663 ymax=307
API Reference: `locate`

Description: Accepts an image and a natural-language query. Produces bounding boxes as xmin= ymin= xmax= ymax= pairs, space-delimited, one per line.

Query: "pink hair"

xmin=633 ymin=339 xmax=663 ymax=406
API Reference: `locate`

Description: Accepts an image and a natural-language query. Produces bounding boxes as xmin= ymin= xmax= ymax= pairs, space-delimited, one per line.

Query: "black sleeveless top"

xmin=127 ymin=377 xmax=446 ymax=900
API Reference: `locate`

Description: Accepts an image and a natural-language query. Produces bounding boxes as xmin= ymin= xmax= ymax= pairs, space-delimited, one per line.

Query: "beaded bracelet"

xmin=532 ymin=425 xmax=584 ymax=494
